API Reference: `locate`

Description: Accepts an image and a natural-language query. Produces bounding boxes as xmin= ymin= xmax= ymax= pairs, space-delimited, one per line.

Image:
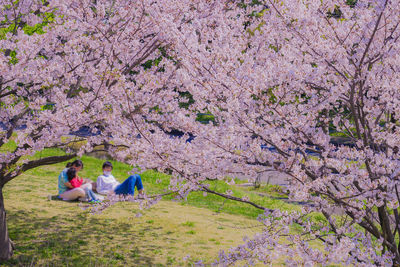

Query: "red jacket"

xmin=70 ymin=177 xmax=83 ymax=188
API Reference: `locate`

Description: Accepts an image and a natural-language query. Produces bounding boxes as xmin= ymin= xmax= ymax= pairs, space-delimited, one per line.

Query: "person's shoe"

xmin=89 ymin=199 xmax=101 ymax=204
xmin=137 ymin=190 xmax=145 ymax=199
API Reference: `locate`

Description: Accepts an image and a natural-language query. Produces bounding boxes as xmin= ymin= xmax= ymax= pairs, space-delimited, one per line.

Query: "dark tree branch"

xmin=201 ymin=186 xmax=271 ymax=211
xmin=0 ymin=154 xmax=76 ymax=187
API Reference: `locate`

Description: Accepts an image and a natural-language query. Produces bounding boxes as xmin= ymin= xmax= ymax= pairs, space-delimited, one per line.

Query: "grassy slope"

xmin=1 ymin=149 xmax=302 ymax=266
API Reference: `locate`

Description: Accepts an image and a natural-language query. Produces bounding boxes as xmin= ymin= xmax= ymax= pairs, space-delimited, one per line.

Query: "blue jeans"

xmin=84 ymin=188 xmax=98 ymax=201
xmin=114 ymin=175 xmax=144 ymax=196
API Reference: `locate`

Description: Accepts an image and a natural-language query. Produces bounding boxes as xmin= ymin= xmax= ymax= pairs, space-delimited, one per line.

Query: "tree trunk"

xmin=0 ymin=187 xmax=13 ymax=261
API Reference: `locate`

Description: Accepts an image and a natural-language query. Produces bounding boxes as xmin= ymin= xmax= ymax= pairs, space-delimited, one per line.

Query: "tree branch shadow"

xmin=2 ymin=209 xmax=161 ymax=266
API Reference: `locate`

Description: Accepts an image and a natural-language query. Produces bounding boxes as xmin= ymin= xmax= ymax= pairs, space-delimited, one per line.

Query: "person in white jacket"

xmin=96 ymin=161 xmax=144 ymax=196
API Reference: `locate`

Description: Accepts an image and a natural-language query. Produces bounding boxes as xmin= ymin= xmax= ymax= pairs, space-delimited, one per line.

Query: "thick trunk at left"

xmin=0 ymin=187 xmax=13 ymax=261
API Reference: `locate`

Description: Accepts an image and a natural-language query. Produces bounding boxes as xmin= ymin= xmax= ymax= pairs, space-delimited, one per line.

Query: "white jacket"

xmin=96 ymin=174 xmax=120 ymax=195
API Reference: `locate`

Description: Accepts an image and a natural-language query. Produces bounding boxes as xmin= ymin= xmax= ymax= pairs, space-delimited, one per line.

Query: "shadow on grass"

xmin=2 ymin=209 xmax=162 ymax=267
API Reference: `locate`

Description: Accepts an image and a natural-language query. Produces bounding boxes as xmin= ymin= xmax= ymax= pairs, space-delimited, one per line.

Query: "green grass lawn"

xmin=0 ymin=148 xmax=306 ymax=266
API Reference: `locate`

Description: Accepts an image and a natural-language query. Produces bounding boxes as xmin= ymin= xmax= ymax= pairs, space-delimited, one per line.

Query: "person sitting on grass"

xmin=67 ymin=168 xmax=100 ymax=203
xmin=58 ymin=160 xmax=92 ymax=201
xmin=96 ymin=161 xmax=144 ymax=197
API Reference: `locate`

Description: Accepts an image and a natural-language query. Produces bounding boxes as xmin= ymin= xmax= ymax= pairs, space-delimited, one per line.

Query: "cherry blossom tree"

xmin=0 ymin=0 xmax=182 ymax=260
xmin=3 ymin=0 xmax=400 ymax=265
xmin=109 ymin=0 xmax=400 ymax=265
